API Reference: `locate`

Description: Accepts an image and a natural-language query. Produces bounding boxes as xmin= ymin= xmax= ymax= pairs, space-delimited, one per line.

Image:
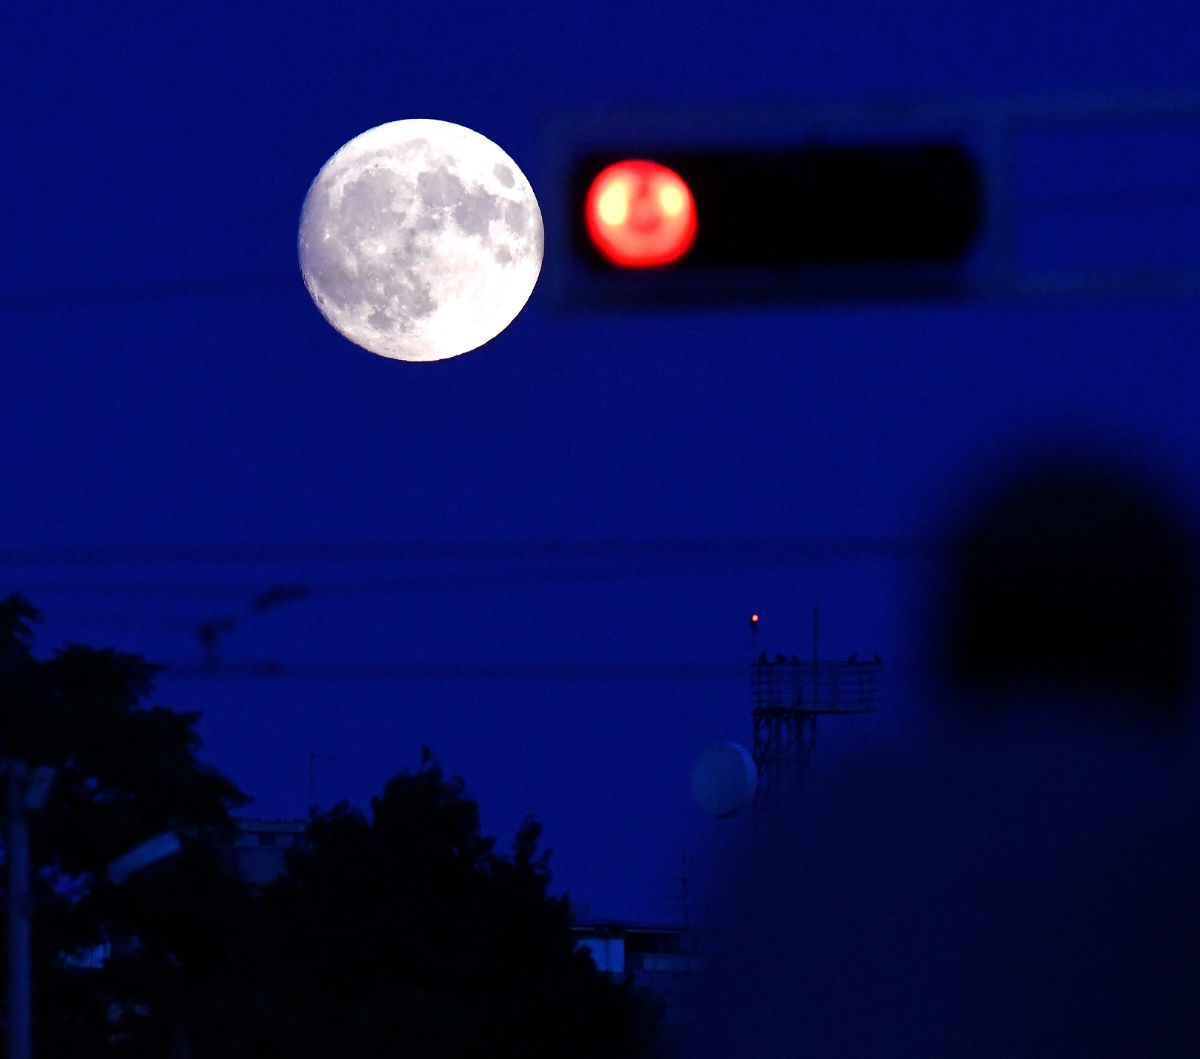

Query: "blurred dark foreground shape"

xmin=683 ymin=445 xmax=1200 ymax=1057
xmin=940 ymin=450 xmax=1196 ymax=723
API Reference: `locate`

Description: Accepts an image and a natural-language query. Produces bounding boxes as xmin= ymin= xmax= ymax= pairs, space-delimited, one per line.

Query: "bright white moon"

xmin=298 ymin=119 xmax=543 ymax=362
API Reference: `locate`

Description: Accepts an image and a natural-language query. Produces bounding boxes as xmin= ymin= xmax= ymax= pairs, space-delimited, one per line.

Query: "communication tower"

xmin=750 ymin=610 xmax=880 ymax=817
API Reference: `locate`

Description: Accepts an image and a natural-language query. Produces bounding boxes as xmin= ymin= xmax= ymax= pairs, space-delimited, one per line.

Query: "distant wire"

xmin=13 ymin=581 xmax=265 ymax=602
xmin=0 ymin=270 xmax=293 ymax=312
xmin=155 ymin=659 xmax=746 ymax=683
xmin=2 ymin=537 xmax=937 ymax=642
xmin=1018 ymin=186 xmax=1200 ymax=215
xmin=0 ymin=534 xmax=940 ymax=568
xmin=33 ymin=611 xmax=202 ymax=633
xmin=6 ymin=548 xmax=933 ymax=606
xmin=0 ymin=539 xmax=931 ymax=673
xmin=151 ymin=655 xmax=905 ymax=685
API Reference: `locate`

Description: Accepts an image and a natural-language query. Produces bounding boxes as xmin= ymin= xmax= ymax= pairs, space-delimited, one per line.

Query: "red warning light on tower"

xmin=584 ymin=159 xmax=698 ymax=268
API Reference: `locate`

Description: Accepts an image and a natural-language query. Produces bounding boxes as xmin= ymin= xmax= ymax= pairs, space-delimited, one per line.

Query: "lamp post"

xmin=6 ymin=763 xmax=54 ymax=1059
xmin=7 ymin=764 xmax=32 ymax=1059
xmin=4 ymin=760 xmax=179 ymax=1059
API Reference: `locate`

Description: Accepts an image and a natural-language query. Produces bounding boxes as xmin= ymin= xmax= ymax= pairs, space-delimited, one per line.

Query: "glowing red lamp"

xmin=584 ymin=160 xmax=698 ymax=268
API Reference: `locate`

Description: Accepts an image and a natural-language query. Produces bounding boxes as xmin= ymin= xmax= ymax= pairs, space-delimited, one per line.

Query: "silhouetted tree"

xmin=204 ymin=758 xmax=661 ymax=1059
xmin=0 ymin=594 xmax=251 ymax=1055
xmin=1 ymin=596 xmax=659 ymax=1055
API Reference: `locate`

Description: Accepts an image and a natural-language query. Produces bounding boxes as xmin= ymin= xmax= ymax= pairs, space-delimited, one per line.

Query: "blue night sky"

xmin=5 ymin=2 xmax=1200 ymax=923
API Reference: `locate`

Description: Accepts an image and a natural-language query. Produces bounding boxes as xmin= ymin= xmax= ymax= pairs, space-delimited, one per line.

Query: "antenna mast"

xmin=750 ymin=609 xmax=880 ymax=819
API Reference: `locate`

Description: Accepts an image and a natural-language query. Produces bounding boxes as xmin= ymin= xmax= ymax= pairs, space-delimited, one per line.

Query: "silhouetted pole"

xmin=7 ymin=763 xmax=31 ymax=1059
xmin=811 ymin=606 xmax=820 ymax=707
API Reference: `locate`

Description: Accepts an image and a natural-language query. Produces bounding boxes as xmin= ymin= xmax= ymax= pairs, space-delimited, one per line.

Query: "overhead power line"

xmin=1020 ymin=185 xmax=1200 ymax=215
xmin=8 ymin=552 xmax=927 ymax=607
xmin=0 ymin=535 xmax=940 ymax=567
xmin=0 ymin=270 xmax=293 ymax=312
xmin=156 ymin=659 xmax=747 ymax=683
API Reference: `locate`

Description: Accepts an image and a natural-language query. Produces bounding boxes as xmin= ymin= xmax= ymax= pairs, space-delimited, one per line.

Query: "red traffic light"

xmin=584 ymin=160 xmax=698 ymax=268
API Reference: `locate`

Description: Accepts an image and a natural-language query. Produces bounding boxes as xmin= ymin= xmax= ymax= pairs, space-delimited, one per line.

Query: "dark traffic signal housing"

xmin=575 ymin=143 xmax=980 ymax=270
xmin=542 ymin=96 xmax=1200 ymax=309
xmin=540 ymin=103 xmax=1007 ymax=310
xmin=557 ymin=142 xmax=983 ymax=308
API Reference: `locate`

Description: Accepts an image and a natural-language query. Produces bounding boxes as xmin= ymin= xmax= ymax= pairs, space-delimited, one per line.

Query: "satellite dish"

xmin=692 ymin=742 xmax=757 ymax=818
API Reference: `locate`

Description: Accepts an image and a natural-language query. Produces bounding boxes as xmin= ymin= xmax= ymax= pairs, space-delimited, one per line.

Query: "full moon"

xmin=298 ymin=119 xmax=543 ymax=362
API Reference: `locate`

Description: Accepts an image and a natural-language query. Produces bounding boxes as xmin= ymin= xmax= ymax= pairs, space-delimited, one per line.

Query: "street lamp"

xmin=4 ymin=762 xmax=180 ymax=1059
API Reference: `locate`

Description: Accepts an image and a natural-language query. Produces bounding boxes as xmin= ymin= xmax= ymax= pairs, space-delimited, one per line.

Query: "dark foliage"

xmin=0 ymin=594 xmax=250 ymax=1056
xmin=0 ymin=596 xmax=659 ymax=1056
xmin=198 ymin=759 xmax=661 ymax=1059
